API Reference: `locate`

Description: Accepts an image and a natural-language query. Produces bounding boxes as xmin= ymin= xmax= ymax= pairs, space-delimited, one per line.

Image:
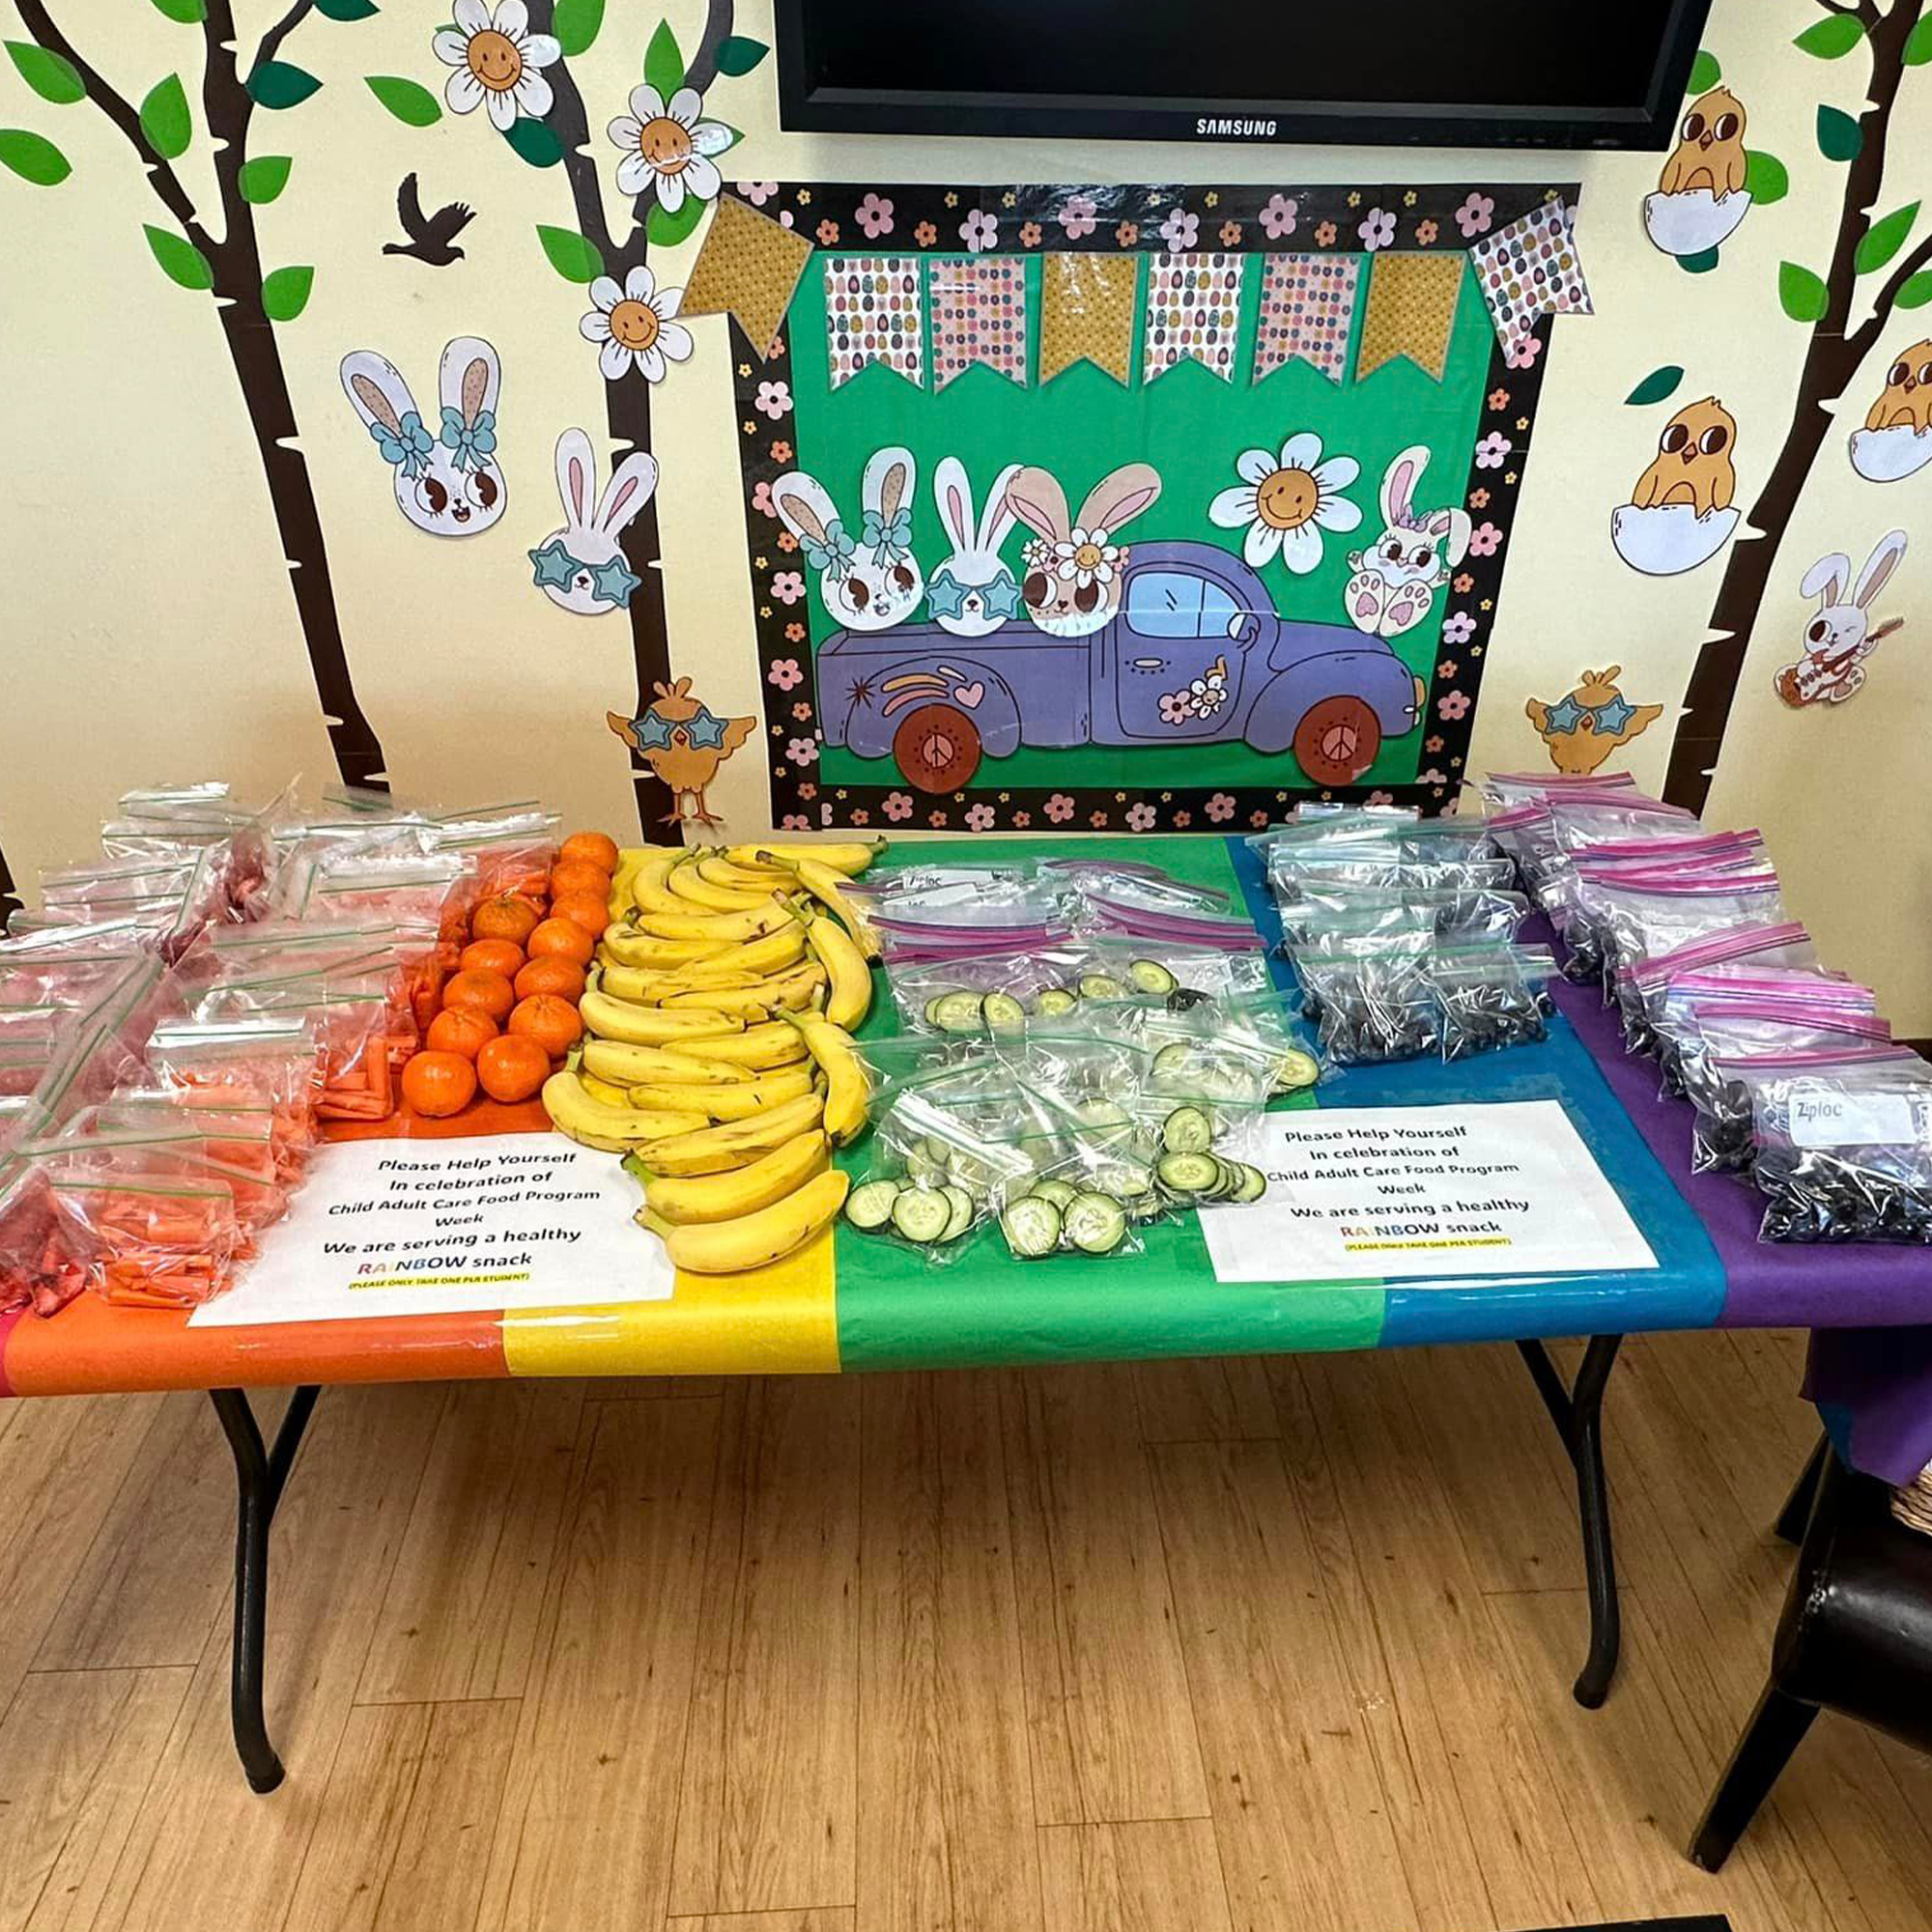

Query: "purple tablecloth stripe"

xmin=1805 ymin=1325 xmax=1932 ymax=1487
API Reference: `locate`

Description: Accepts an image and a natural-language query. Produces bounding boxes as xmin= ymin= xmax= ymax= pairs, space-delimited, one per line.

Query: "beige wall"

xmin=3 ymin=0 xmax=1929 ymax=1021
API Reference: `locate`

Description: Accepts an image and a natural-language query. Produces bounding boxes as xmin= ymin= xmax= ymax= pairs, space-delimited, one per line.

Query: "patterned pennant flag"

xmin=1355 ymin=252 xmax=1465 ymax=382
xmin=680 ymin=193 xmax=816 ymax=360
xmin=1143 ymin=253 xmax=1246 ymax=384
xmin=824 ymin=254 xmax=925 ymax=389
xmin=1253 ymin=254 xmax=1363 ymax=385
xmin=1470 ymin=198 xmax=1593 ymax=362
xmin=1039 ymin=253 xmax=1139 ymax=386
xmin=930 ymin=256 xmax=1028 ymax=392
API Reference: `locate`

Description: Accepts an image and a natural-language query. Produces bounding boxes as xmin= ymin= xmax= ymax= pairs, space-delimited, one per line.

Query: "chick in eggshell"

xmin=1659 ymin=87 xmax=1748 ymax=200
xmin=1631 ymin=398 xmax=1737 ymax=519
xmin=1865 ymin=342 xmax=1932 ymax=434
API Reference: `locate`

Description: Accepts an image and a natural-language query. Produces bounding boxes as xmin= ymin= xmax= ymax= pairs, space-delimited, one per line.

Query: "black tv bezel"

xmin=773 ymin=0 xmax=1713 ymax=152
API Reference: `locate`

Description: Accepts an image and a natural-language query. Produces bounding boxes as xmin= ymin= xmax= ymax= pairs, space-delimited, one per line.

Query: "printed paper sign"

xmin=1202 ymin=1100 xmax=1657 ymax=1284
xmin=190 ymin=1131 xmax=669 ymax=1326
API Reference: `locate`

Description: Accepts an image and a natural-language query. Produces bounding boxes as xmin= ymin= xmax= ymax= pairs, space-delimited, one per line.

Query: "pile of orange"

xmin=400 ymin=830 xmax=619 ymax=1119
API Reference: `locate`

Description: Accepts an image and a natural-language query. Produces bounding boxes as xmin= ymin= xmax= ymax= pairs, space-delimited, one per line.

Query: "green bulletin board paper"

xmin=788 ymin=252 xmax=1492 ymax=794
xmin=830 ymin=837 xmax=1387 ymax=1369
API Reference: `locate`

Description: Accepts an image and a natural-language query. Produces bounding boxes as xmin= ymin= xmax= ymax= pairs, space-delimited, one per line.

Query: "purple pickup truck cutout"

xmin=815 ymin=539 xmax=1426 ymax=793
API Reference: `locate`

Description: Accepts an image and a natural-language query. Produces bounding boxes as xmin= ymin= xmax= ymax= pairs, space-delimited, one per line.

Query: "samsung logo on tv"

xmin=1195 ymin=116 xmax=1278 ymax=138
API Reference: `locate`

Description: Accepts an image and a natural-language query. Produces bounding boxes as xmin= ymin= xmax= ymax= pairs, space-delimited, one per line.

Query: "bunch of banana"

xmin=540 ymin=835 xmax=888 ymax=1272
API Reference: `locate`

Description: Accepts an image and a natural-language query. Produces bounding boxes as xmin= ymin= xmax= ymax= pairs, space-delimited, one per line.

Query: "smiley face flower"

xmin=607 ymin=82 xmax=732 ymax=213
xmin=1208 ymin=432 xmax=1362 ymax=574
xmin=581 ymin=264 xmax=694 ymax=384
xmin=433 ymin=1 xmax=559 ymax=130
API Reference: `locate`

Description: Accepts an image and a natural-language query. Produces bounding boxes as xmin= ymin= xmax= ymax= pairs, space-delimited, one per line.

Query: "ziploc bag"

xmin=1430 ymin=944 xmax=1558 ymax=1062
xmin=37 ymin=1143 xmax=243 ymax=1307
xmin=1293 ymin=931 xmax=1439 ymax=1065
xmin=428 ymin=809 xmax=558 ymax=900
xmin=86 ymin=1099 xmax=289 ymax=1231
xmin=147 ymin=1016 xmax=322 ymax=1176
xmin=196 ymin=980 xmax=393 ymax=1121
xmin=1691 ymin=1032 xmax=1903 ymax=1175
xmin=1739 ymin=1054 xmax=1932 ymax=1243
xmin=1576 ymin=869 xmax=1786 ymax=991
xmin=1268 ymin=848 xmax=1516 ymax=900
xmin=1622 ymin=923 xmax=1821 ymax=1056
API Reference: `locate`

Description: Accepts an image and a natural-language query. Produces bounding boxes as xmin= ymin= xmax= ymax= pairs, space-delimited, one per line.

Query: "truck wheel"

xmin=894 ymin=704 xmax=982 ymax=793
xmin=1293 ymin=696 xmax=1381 ymax=787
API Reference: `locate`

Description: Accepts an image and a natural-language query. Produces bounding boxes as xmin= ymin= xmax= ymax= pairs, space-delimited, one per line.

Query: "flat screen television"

xmin=774 ymin=0 xmax=1714 ymax=151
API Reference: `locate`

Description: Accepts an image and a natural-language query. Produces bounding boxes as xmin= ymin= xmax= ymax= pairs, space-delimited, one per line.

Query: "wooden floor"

xmin=1 ymin=1330 xmax=1928 ymax=1932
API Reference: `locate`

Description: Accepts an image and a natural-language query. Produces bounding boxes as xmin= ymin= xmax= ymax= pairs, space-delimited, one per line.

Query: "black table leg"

xmin=1516 ymin=1333 xmax=1626 ymax=1708
xmin=1775 ymin=1435 xmax=1829 ymax=1546
xmin=210 ymin=1386 xmax=321 ymax=1793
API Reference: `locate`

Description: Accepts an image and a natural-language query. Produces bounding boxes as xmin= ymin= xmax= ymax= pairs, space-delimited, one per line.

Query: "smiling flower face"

xmin=608 ymin=83 xmax=731 ymax=213
xmin=581 ymin=265 xmax=694 ymax=384
xmin=1052 ymin=527 xmax=1122 ymax=591
xmin=1208 ymin=432 xmax=1362 ymax=574
xmin=433 ymin=0 xmax=559 ymax=130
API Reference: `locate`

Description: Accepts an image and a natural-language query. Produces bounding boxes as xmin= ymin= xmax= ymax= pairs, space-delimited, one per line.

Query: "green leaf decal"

xmin=142 ymin=222 xmax=213 ymax=291
xmin=247 ymin=60 xmax=322 ymax=108
xmin=317 ymin=0 xmax=381 ymax=17
xmin=0 ymin=127 xmax=70 ymax=185
xmin=1815 ymin=105 xmax=1862 ymax=162
xmin=1907 ymin=16 xmax=1932 ymax=65
xmin=644 ymin=19 xmax=685 ymax=97
xmin=1687 ymin=49 xmax=1721 ymax=95
xmin=554 ymin=0 xmax=605 ymax=56
xmin=1625 ymin=366 xmax=1685 ymax=408
xmin=239 ymin=154 xmax=292 ymax=203
xmin=364 ymin=74 xmax=440 ymax=126
xmin=536 ymin=223 xmax=606 ymax=283
xmin=139 ymin=73 xmax=191 ymax=158
xmin=1794 ymin=14 xmax=1865 ymax=58
xmin=1678 ymin=247 xmax=1721 ymax=276
xmin=1897 ymin=270 xmax=1932 ymax=311
xmin=261 ymin=265 xmax=314 ymax=321
xmin=5 ymin=42 xmax=84 ymax=104
xmin=1744 ymin=150 xmax=1789 ymax=206
xmin=715 ymin=35 xmax=770 ymax=76
xmin=1858 ymin=202 xmax=1921 ymax=276
xmin=647 ymin=192 xmax=708 ymax=248
xmin=1778 ymin=261 xmax=1830 ymax=323
xmin=149 ymin=0 xmax=207 ymax=21
xmin=502 ymin=115 xmax=564 ymax=166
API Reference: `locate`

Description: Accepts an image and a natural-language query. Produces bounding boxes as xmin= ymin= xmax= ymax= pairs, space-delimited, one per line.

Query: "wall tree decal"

xmin=7 ymin=0 xmax=390 ymax=792
xmin=1664 ymin=0 xmax=1932 ymax=810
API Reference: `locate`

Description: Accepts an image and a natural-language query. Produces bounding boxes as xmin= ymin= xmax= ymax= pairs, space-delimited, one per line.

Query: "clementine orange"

xmin=426 ymin=1007 xmax=498 ymax=1060
xmin=440 ymin=968 xmax=517 ymax=1024
xmin=460 ymin=937 xmax=526 ymax=980
xmin=549 ymin=892 xmax=611 ymax=937
xmin=526 ymin=918 xmax=595 ymax=966
xmin=472 ymin=895 xmax=543 ymax=945
xmin=402 ymin=1050 xmax=477 ymax=1118
xmin=515 ymin=955 xmax=586 ymax=1003
xmin=550 ymin=859 xmax=613 ymax=900
xmin=559 ymin=830 xmax=620 ymax=873
xmin=476 ymin=1034 xmax=550 ymax=1104
xmin=508 ymin=993 xmax=584 ymax=1057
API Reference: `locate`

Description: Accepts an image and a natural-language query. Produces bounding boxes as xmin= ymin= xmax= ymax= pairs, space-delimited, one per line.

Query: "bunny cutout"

xmin=771 ymin=446 xmax=923 ymax=634
xmin=1344 ymin=445 xmax=1472 ymax=639
xmin=340 ymin=335 xmax=505 ymax=538
xmin=1776 ymin=530 xmax=1908 ymax=708
xmin=529 ymin=428 xmax=658 ymax=615
xmin=1007 ymin=463 xmax=1163 ymax=639
xmin=929 ymin=457 xmax=1023 ymax=639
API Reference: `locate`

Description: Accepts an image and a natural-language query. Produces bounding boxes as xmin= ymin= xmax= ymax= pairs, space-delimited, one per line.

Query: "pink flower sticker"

xmin=1436 ymin=691 xmax=1471 ymax=722
xmin=965 ymin=803 xmax=996 ymax=831
xmin=1058 ymin=193 xmax=1098 ymax=239
xmin=1260 ymin=193 xmax=1298 ymax=240
xmin=786 ymin=736 xmax=818 ymax=765
xmin=754 ymin=380 xmax=793 ymax=420
xmin=960 ymin=209 xmax=998 ymax=251
xmin=738 ymin=181 xmax=778 ymax=206
xmin=1455 ymin=192 xmax=1494 ymax=238
xmin=1505 ymin=332 xmax=1544 ymax=370
xmin=752 ymin=479 xmax=777 ymax=519
xmin=1125 ymin=803 xmax=1157 ymax=832
xmin=771 ymin=570 xmax=807 ymax=606
xmin=1474 ymin=432 xmax=1512 ymax=469
xmin=883 ymin=792 xmax=914 ymax=822
xmin=1367 ymin=790 xmax=1394 ymax=807
xmin=767 ymin=658 xmax=803 ymax=691
xmin=781 ymin=813 xmax=810 ymax=831
xmin=1358 ymin=207 xmax=1396 ymax=250
xmin=1205 ymin=793 xmax=1236 ymax=824
xmin=1467 ymin=522 xmax=1502 ymax=558
xmin=928 ymin=809 xmax=949 ymax=829
xmin=1012 ymin=810 xmax=1032 ymax=828
xmin=855 ymin=192 xmax=895 ymax=239
xmin=1045 ymin=793 xmax=1076 ymax=824
xmin=1171 ymin=810 xmax=1191 ymax=829
xmin=1159 ymin=207 xmax=1199 ymax=252
xmin=1089 ymin=810 xmax=1109 ymax=830
xmin=1440 ymin=612 xmax=1476 ymax=644
xmin=815 ymin=219 xmax=839 ymax=245
xmin=791 ymin=700 xmax=812 ymax=723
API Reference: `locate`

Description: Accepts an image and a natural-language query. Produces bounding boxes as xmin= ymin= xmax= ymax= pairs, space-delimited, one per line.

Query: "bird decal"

xmin=608 ymin=680 xmax=757 ymax=828
xmin=383 ymin=173 xmax=477 ymax=268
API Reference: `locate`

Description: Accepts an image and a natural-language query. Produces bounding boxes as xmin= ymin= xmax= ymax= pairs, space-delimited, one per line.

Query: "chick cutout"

xmin=608 ymin=679 xmax=757 ymax=828
xmin=1612 ymin=397 xmax=1743 ymax=576
xmin=1525 ymin=666 xmax=1663 ymax=775
xmin=1849 ymin=342 xmax=1932 ymax=482
xmin=1644 ymin=87 xmax=1755 ymax=258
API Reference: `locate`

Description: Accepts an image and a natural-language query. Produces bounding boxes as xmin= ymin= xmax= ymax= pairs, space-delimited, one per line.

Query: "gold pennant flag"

xmin=680 ymin=194 xmax=816 ymax=360
xmin=1039 ymin=253 xmax=1138 ymax=386
xmin=1354 ymin=252 xmax=1465 ymax=383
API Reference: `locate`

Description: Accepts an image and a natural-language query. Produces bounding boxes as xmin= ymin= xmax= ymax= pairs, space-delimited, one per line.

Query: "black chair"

xmin=1691 ymin=1438 xmax=1932 ymax=1870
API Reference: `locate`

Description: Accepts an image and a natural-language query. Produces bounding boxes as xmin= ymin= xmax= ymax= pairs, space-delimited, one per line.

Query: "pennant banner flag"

xmin=1144 ymin=252 xmax=1246 ymax=385
xmin=930 ymin=256 xmax=1028 ymax=392
xmin=680 ymin=193 xmax=816 ymax=361
xmin=1470 ymin=197 xmax=1593 ymax=362
xmin=1355 ymin=251 xmax=1464 ymax=382
xmin=824 ymin=253 xmax=926 ymax=390
xmin=1253 ymin=253 xmax=1363 ymax=386
xmin=1039 ymin=253 xmax=1139 ymax=386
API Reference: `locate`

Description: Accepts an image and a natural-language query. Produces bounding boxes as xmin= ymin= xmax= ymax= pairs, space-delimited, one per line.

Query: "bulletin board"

xmin=722 ymin=181 xmax=1580 ymax=835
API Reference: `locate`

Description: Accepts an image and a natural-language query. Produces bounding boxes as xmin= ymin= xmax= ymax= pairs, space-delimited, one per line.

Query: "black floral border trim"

xmin=724 ymin=178 xmax=1573 ymax=835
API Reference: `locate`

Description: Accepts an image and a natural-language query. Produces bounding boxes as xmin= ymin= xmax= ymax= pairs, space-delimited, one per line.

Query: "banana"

xmin=697 ymin=851 xmax=793 ymax=891
xmin=581 ymin=1038 xmax=752 ymax=1088
xmin=579 ymin=1070 xmax=637 ymax=1108
xmin=630 ymin=901 xmax=794 ymax=944
xmin=633 ymin=1092 xmax=826 ymax=1176
xmin=681 ymin=1020 xmax=810 ymax=1071
xmin=728 ymin=839 xmax=883 ymax=877
xmin=541 ymin=1071 xmax=707 ymax=1151
xmin=754 ymin=851 xmax=879 ymax=960
xmin=664 ymin=853 xmax=773 ymax=913
xmin=780 ymin=1009 xmax=870 ymax=1146
xmin=625 ymin=923 xmax=808 ymax=993
xmin=614 ymin=850 xmax=687 ymax=919
xmin=599 ymin=925 xmax=732 ymax=970
xmin=579 ymin=987 xmax=746 ymax=1045
xmin=639 ymin=1128 xmax=830 ymax=1226
xmin=659 ymin=961 xmax=825 ymax=1018
xmin=623 ymin=1065 xmax=814 ymax=1123
xmin=661 ymin=1169 xmax=850 ymax=1274
xmin=794 ymin=903 xmax=872 ymax=1030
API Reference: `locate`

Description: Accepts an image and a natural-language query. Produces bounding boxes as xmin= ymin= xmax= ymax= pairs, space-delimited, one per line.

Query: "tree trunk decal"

xmin=0 ymin=843 xmax=19 ymax=928
xmin=9 ymin=0 xmax=389 ymax=792
xmin=1664 ymin=0 xmax=1932 ymax=812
